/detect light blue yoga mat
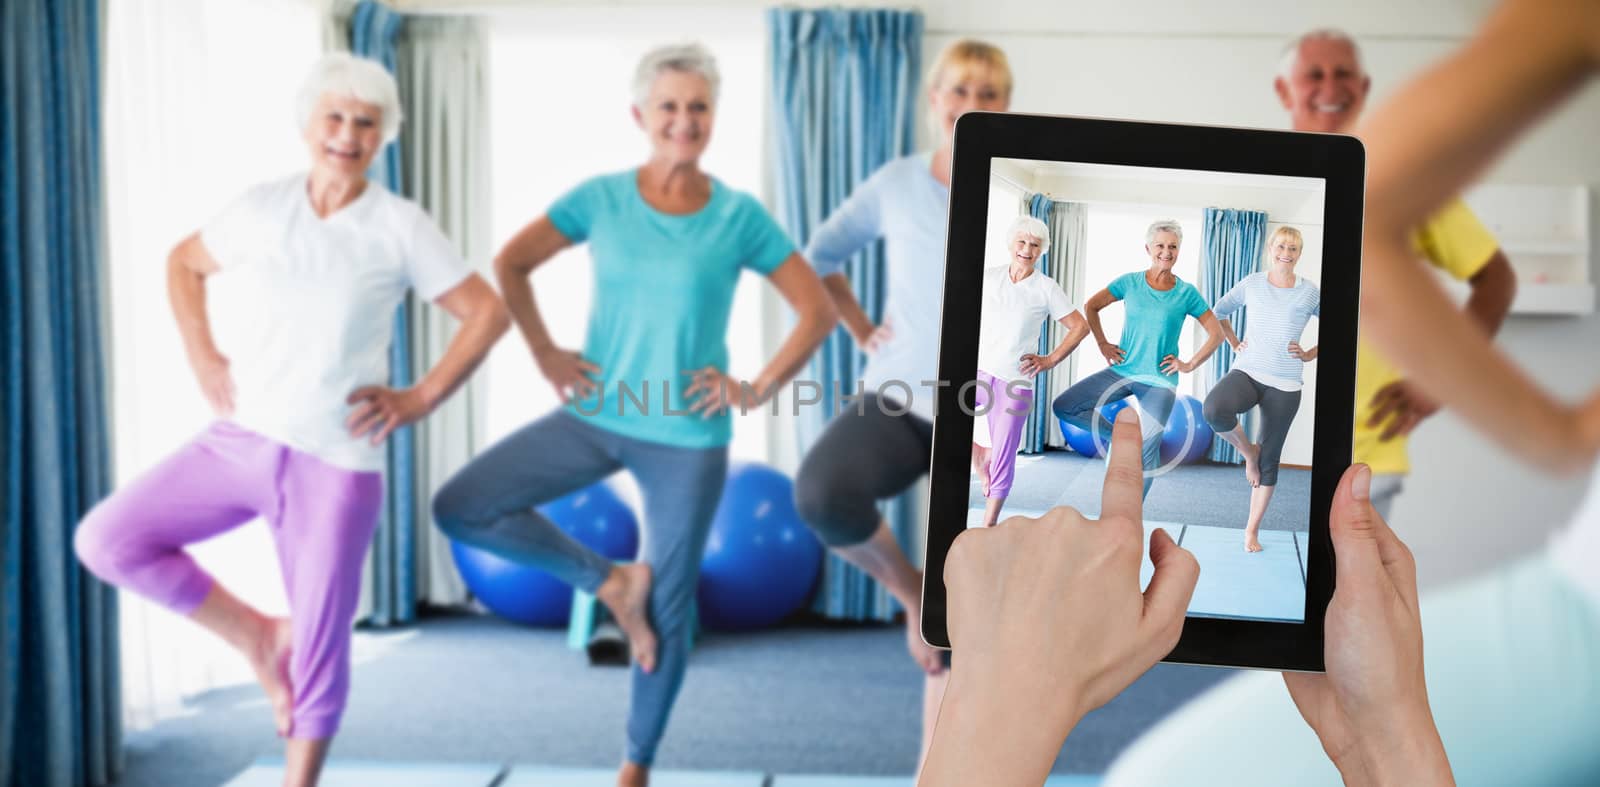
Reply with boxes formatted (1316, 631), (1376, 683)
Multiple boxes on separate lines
(223, 757), (502, 787)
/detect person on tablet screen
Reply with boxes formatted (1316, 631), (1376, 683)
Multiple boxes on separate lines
(972, 215), (1089, 527)
(1202, 225), (1320, 552)
(1051, 220), (1226, 498)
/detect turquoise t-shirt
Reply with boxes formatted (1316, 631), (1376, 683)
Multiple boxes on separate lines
(1107, 271), (1210, 388)
(547, 171), (796, 448)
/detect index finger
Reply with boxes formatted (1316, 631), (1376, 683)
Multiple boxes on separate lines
(1100, 406), (1146, 526)
(346, 385), (382, 405)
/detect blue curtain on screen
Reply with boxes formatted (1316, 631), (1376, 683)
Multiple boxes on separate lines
(1, 0), (122, 784)
(768, 7), (922, 621)
(1200, 207), (1267, 463)
(1021, 194), (1056, 454)
(348, 0), (418, 626)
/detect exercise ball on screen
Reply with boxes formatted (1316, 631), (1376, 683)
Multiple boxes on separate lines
(450, 482), (638, 627)
(1160, 395), (1214, 465)
(1058, 399), (1130, 458)
(697, 462), (823, 631)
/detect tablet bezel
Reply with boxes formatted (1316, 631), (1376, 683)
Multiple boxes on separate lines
(919, 112), (1363, 672)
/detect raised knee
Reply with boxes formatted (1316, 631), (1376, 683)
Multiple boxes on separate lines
(73, 505), (135, 581)
(793, 461), (870, 548)
(1202, 398), (1234, 433)
(430, 479), (479, 537)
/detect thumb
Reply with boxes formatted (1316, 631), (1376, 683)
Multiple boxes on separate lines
(1329, 464), (1383, 587)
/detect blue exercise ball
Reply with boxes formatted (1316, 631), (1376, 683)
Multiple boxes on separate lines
(1160, 395), (1214, 465)
(1058, 399), (1130, 458)
(450, 483), (639, 627)
(697, 462), (823, 631)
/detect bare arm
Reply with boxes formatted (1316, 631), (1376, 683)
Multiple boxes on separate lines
(491, 216), (598, 402)
(167, 233), (235, 416)
(1218, 317), (1243, 351)
(1164, 311), (1224, 375)
(687, 254), (839, 413)
(1465, 250), (1517, 336)
(1084, 288), (1126, 365)
(412, 276), (510, 408)
(346, 275), (511, 444)
(821, 272), (876, 345)
(1355, 0), (1600, 471)
(1019, 311), (1091, 379)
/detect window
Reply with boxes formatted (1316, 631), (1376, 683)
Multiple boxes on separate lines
(484, 8), (770, 460)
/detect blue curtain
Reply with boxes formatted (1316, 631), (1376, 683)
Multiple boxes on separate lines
(1, 0), (122, 784)
(349, 0), (417, 626)
(769, 8), (921, 621)
(1021, 194), (1055, 453)
(1200, 207), (1268, 463)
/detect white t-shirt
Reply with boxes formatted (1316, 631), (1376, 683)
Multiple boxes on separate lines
(201, 174), (472, 472)
(1550, 459), (1600, 607)
(976, 265), (1076, 387)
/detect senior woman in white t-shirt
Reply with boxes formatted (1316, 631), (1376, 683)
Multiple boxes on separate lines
(74, 53), (508, 787)
(971, 215), (1090, 527)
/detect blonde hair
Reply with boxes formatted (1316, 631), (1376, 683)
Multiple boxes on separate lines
(927, 39), (1013, 99)
(1267, 225), (1304, 251)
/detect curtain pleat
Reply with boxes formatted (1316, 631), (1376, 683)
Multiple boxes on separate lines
(1200, 207), (1268, 463)
(768, 7), (922, 622)
(1, 0), (123, 784)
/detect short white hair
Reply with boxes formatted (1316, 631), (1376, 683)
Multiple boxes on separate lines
(296, 52), (403, 144)
(1145, 219), (1183, 246)
(1007, 215), (1051, 254)
(633, 43), (721, 107)
(1278, 28), (1365, 79)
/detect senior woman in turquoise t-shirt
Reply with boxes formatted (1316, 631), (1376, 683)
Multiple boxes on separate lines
(1052, 219), (1225, 498)
(431, 43), (835, 787)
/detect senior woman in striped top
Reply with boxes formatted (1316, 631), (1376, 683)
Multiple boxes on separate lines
(1202, 225), (1320, 552)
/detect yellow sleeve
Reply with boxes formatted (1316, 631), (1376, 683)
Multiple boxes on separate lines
(1410, 199), (1500, 281)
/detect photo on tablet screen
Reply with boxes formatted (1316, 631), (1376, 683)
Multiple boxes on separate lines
(970, 157), (1325, 624)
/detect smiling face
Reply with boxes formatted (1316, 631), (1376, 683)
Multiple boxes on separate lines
(928, 64), (1009, 146)
(1011, 232), (1044, 268)
(633, 69), (715, 167)
(302, 92), (385, 180)
(1275, 37), (1370, 134)
(1146, 230), (1180, 273)
(1269, 233), (1303, 268)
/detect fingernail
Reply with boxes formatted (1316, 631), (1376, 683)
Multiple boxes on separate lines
(1116, 407), (1137, 424)
(1351, 464), (1371, 502)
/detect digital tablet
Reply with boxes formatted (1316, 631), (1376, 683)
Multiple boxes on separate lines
(920, 113), (1362, 671)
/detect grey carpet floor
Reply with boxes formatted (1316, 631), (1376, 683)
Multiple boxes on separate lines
(115, 614), (1235, 787)
(976, 451), (1312, 531)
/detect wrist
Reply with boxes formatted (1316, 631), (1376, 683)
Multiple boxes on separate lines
(1354, 706), (1452, 786)
(934, 663), (1083, 782)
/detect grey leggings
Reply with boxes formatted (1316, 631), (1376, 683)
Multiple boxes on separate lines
(1201, 369), (1302, 486)
(794, 394), (933, 547)
(431, 410), (727, 767)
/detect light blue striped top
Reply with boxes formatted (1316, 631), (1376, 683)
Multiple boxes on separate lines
(1211, 272), (1320, 391)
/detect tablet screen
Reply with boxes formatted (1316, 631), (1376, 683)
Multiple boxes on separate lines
(970, 158), (1326, 625)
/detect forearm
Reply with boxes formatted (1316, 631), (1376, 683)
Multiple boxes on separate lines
(167, 257), (220, 361)
(751, 304), (836, 400)
(1187, 327), (1224, 367)
(1047, 321), (1091, 366)
(822, 273), (875, 343)
(1219, 319), (1242, 350)
(1345, 708), (1454, 787)
(413, 301), (510, 410)
(1085, 306), (1110, 347)
(495, 264), (558, 356)
(921, 668), (1079, 787)
(1464, 255), (1515, 336)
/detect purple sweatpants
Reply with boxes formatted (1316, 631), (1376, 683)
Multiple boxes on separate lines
(976, 370), (1034, 500)
(74, 421), (382, 739)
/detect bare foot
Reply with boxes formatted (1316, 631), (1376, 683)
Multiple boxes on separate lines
(598, 563), (658, 674)
(616, 761), (648, 787)
(1244, 532), (1263, 552)
(248, 616), (294, 736)
(1240, 442), (1262, 487)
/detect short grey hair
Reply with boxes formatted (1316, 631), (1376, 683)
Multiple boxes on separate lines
(1145, 219), (1183, 246)
(1007, 215), (1051, 255)
(1278, 28), (1365, 79)
(633, 43), (721, 107)
(296, 52), (403, 144)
